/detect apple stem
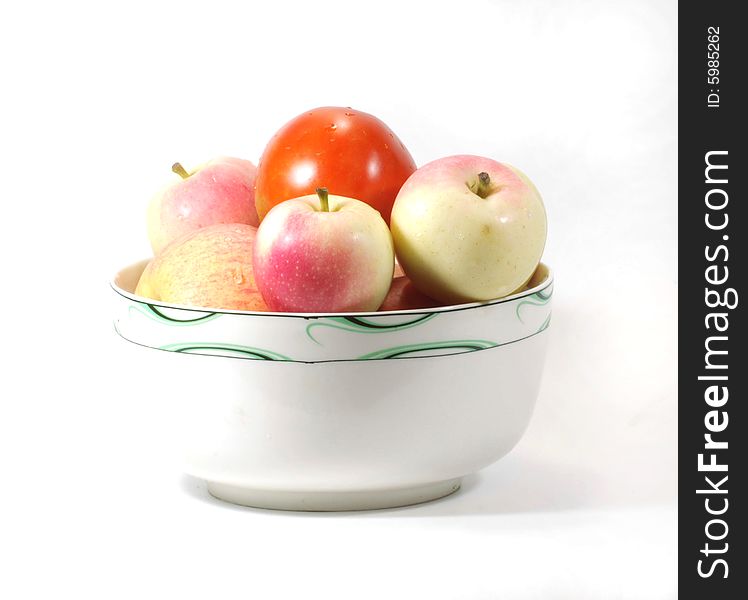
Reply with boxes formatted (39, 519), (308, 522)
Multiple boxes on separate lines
(172, 162), (190, 179)
(470, 172), (491, 198)
(316, 187), (330, 212)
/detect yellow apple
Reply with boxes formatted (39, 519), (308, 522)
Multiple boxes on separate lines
(391, 155), (547, 303)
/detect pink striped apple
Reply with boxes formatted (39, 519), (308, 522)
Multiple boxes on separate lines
(391, 155), (547, 303)
(252, 189), (394, 312)
(147, 156), (259, 255)
(136, 223), (267, 311)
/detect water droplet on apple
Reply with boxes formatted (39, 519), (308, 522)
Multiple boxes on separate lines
(328, 123), (337, 131)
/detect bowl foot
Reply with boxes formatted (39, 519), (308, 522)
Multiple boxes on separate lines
(206, 478), (462, 511)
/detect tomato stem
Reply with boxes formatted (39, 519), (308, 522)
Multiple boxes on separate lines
(172, 162), (190, 179)
(316, 187), (330, 212)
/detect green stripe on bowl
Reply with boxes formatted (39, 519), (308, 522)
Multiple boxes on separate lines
(159, 342), (291, 361)
(515, 286), (554, 323)
(129, 304), (220, 325)
(306, 314), (436, 345)
(357, 339), (498, 360)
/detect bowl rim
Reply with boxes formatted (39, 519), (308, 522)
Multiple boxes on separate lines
(111, 260), (553, 319)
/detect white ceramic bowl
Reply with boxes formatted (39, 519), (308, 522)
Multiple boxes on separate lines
(112, 261), (553, 510)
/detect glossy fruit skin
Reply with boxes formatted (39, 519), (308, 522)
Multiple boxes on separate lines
(135, 223), (267, 311)
(252, 193), (394, 313)
(391, 155), (547, 303)
(379, 276), (440, 311)
(147, 157), (258, 255)
(254, 107), (416, 224)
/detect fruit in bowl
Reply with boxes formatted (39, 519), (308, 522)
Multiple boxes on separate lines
(136, 223), (267, 311)
(254, 106), (417, 224)
(147, 156), (259, 255)
(113, 105), (553, 510)
(252, 188), (394, 313)
(379, 276), (439, 311)
(391, 155), (547, 303)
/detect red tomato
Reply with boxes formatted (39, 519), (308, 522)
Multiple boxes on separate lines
(254, 107), (417, 224)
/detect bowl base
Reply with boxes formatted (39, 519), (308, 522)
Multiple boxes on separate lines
(206, 478), (462, 511)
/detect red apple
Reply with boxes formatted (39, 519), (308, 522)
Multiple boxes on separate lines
(379, 276), (440, 311)
(253, 188), (394, 312)
(136, 223), (267, 311)
(147, 156), (259, 255)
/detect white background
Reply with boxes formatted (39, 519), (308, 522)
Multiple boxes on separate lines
(1, 1), (677, 598)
